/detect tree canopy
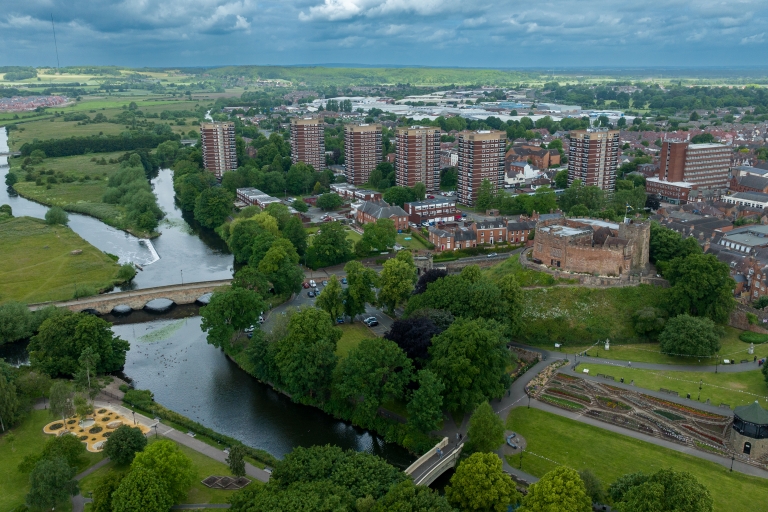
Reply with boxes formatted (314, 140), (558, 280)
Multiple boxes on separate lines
(521, 466), (592, 512)
(446, 452), (521, 512)
(659, 314), (721, 357)
(466, 401), (505, 454)
(664, 253), (734, 323)
(608, 469), (713, 512)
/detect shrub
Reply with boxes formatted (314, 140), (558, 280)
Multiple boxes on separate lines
(739, 331), (768, 343)
(89, 426), (103, 434)
(44, 206), (69, 226)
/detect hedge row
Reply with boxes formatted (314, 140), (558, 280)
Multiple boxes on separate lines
(124, 389), (278, 467)
(20, 133), (180, 157)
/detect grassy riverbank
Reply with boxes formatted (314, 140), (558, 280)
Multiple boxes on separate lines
(0, 216), (123, 304)
(506, 408), (768, 512)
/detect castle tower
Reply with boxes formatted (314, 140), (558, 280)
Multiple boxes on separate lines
(618, 220), (650, 271)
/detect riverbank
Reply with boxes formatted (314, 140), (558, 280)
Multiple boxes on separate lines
(7, 152), (159, 238)
(0, 216), (127, 303)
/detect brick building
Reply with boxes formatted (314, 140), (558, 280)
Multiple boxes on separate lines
(730, 174), (768, 194)
(505, 144), (560, 170)
(475, 219), (507, 245)
(429, 225), (477, 251)
(645, 177), (694, 205)
(403, 197), (457, 225)
(356, 201), (409, 231)
(344, 124), (382, 185)
(290, 118), (325, 170)
(532, 217), (650, 276)
(236, 188), (282, 209)
(330, 183), (382, 202)
(658, 141), (731, 189)
(507, 219), (536, 243)
(457, 130), (506, 206)
(201, 122), (237, 180)
(567, 128), (620, 190)
(395, 126), (441, 191)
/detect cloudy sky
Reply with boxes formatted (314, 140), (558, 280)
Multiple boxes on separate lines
(1, 0), (768, 68)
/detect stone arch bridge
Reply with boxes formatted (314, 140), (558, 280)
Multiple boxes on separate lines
(27, 280), (232, 315)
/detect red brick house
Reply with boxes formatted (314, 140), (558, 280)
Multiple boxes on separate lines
(356, 201), (409, 231)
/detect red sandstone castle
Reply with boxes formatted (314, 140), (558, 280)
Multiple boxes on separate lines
(531, 217), (650, 276)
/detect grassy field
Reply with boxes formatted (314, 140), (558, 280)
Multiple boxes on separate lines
(77, 437), (250, 506)
(336, 322), (376, 357)
(486, 256), (578, 287)
(517, 284), (666, 346)
(577, 363), (768, 408)
(562, 327), (765, 366)
(9, 152), (143, 233)
(396, 232), (429, 250)
(506, 408), (768, 512)
(0, 410), (105, 512)
(0, 216), (122, 304)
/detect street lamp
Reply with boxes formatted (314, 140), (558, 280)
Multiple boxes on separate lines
(730, 454), (735, 472)
(698, 379), (702, 401)
(132, 411), (136, 425)
(528, 394), (531, 409)
(519, 447), (524, 469)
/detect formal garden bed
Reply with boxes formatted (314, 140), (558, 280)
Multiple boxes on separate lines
(43, 407), (150, 452)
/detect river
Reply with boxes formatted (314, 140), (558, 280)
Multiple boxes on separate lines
(1, 126), (413, 468)
(0, 127), (233, 289)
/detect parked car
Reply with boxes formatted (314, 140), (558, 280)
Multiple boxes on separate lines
(487, 252), (498, 258)
(244, 325), (255, 333)
(307, 291), (315, 298)
(461, 213), (467, 218)
(258, 316), (265, 324)
(309, 279), (316, 287)
(428, 195), (435, 199)
(336, 316), (345, 324)
(322, 280), (328, 286)
(303, 282), (310, 289)
(341, 277), (348, 284)
(364, 318), (379, 327)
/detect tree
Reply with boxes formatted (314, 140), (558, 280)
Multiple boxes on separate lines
(226, 219), (264, 263)
(307, 221), (353, 269)
(317, 193), (343, 210)
(194, 187), (232, 229)
(521, 466), (591, 512)
(343, 260), (379, 320)
(29, 312), (130, 377)
(0, 301), (33, 345)
(554, 169), (568, 189)
(112, 466), (174, 512)
(445, 452), (521, 512)
(293, 199), (309, 212)
(26, 457), (79, 510)
(73, 393), (93, 419)
(104, 425), (148, 465)
(75, 346), (101, 399)
(247, 230), (278, 268)
(383, 186), (416, 208)
(231, 267), (271, 299)
(378, 252), (417, 314)
(49, 380), (74, 422)
(372, 480), (453, 511)
(497, 274), (524, 334)
(664, 253), (734, 323)
(5, 430), (16, 451)
(132, 439), (195, 503)
(428, 318), (510, 412)
(559, 179), (604, 213)
(334, 338), (412, 425)
(357, 218), (396, 255)
(0, 373), (19, 432)
(466, 401), (505, 453)
(649, 222), (700, 267)
(5, 171), (18, 187)
(258, 238), (304, 295)
(579, 469), (605, 505)
(413, 182), (427, 201)
(92, 471), (125, 512)
(40, 432), (87, 468)
(407, 369), (444, 434)
(633, 307), (666, 340)
(200, 286), (265, 350)
(227, 444), (246, 478)
(45, 206), (69, 226)
(282, 215), (308, 256)
(658, 314), (720, 357)
(609, 469), (713, 512)
(274, 308), (341, 400)
(476, 179), (496, 210)
(316, 275), (345, 321)
(384, 316), (441, 364)
(413, 269), (447, 295)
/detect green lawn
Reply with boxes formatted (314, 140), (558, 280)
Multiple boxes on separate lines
(562, 327), (767, 366)
(506, 408), (768, 512)
(77, 437), (255, 506)
(577, 363), (768, 408)
(0, 410), (105, 512)
(336, 322), (377, 357)
(0, 216), (122, 304)
(485, 254), (572, 287)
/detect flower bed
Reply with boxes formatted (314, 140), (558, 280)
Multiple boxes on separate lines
(642, 395), (727, 420)
(100, 416), (111, 422)
(585, 410), (655, 435)
(539, 394), (585, 410)
(89, 426), (103, 434)
(79, 435), (89, 440)
(636, 413), (688, 443)
(597, 396), (632, 411)
(554, 373), (579, 382)
(67, 419), (77, 425)
(545, 387), (591, 403)
(98, 409), (107, 414)
(49, 423), (64, 430)
(682, 425), (725, 446)
(102, 431), (113, 438)
(653, 409), (685, 422)
(567, 384), (585, 391)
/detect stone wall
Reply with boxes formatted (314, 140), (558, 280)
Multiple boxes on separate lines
(729, 303), (768, 333)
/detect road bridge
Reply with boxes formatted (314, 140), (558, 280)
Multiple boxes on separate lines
(27, 279), (232, 315)
(405, 437), (464, 486)
(0, 151), (21, 157)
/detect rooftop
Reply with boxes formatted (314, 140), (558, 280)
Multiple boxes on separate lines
(570, 218), (620, 230)
(734, 401), (768, 425)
